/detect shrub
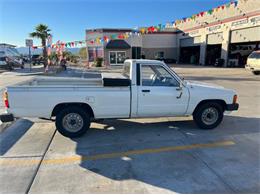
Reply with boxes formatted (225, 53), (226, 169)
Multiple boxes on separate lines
(95, 57), (103, 67)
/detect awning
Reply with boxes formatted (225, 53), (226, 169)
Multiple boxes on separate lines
(106, 40), (131, 49)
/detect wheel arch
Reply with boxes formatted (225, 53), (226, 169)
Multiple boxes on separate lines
(51, 102), (95, 118)
(192, 99), (227, 115)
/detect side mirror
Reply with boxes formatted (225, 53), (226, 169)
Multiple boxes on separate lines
(176, 85), (182, 91)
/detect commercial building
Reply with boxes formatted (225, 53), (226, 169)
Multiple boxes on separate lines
(86, 0), (260, 67)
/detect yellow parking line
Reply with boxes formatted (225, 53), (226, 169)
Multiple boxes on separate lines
(0, 140), (235, 167)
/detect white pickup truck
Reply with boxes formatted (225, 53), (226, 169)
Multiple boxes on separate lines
(1, 59), (239, 137)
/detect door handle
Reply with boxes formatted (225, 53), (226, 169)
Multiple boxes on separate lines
(142, 89), (150, 93)
(176, 91), (183, 99)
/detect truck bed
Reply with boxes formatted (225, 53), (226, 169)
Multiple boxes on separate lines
(14, 76), (103, 87)
(6, 74), (131, 119)
(12, 72), (130, 88)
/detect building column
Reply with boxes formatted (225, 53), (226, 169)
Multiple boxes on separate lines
(221, 30), (231, 67)
(199, 34), (207, 65)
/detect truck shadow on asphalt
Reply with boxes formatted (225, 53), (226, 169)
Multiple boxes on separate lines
(72, 115), (260, 193)
(0, 119), (33, 155)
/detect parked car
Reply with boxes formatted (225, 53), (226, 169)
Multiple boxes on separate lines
(0, 44), (24, 70)
(245, 50), (260, 75)
(230, 45), (254, 57)
(31, 54), (45, 65)
(0, 59), (239, 138)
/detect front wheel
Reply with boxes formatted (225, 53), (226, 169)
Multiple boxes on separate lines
(193, 102), (224, 129)
(55, 106), (91, 138)
(252, 71), (260, 75)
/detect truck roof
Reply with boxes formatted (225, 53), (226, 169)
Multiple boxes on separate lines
(125, 59), (164, 64)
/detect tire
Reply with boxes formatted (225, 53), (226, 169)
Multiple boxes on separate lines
(252, 71), (260, 75)
(55, 106), (91, 138)
(193, 102), (224, 129)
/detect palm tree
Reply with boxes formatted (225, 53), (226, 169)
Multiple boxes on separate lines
(30, 24), (51, 67)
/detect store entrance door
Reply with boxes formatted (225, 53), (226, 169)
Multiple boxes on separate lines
(109, 51), (126, 65)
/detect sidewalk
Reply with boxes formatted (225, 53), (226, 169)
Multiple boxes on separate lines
(1, 64), (63, 76)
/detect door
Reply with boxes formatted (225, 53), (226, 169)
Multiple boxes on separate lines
(109, 51), (126, 65)
(137, 64), (189, 117)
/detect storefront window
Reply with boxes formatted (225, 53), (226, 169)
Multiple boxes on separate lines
(109, 52), (116, 64)
(88, 47), (104, 62)
(117, 52), (126, 64)
(109, 51), (126, 65)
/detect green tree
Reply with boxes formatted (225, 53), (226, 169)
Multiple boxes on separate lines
(30, 24), (51, 67)
(63, 51), (79, 63)
(48, 52), (58, 65)
(79, 47), (88, 59)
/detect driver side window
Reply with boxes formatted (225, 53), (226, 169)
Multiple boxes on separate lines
(141, 65), (179, 87)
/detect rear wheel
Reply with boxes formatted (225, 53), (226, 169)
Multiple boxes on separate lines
(193, 102), (224, 129)
(252, 71), (260, 75)
(55, 106), (91, 138)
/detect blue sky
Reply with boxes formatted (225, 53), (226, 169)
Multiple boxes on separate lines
(0, 0), (230, 46)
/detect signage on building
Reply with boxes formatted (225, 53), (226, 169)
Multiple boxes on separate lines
(207, 25), (221, 32)
(250, 16), (260, 24)
(231, 19), (248, 27)
(182, 30), (199, 37)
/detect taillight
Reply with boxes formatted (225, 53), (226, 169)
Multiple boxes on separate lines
(3, 91), (9, 108)
(233, 95), (238, 104)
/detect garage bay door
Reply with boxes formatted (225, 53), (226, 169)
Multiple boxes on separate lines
(207, 33), (223, 44)
(180, 36), (201, 47)
(231, 26), (260, 43)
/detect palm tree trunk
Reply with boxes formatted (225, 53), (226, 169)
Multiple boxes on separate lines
(42, 39), (47, 68)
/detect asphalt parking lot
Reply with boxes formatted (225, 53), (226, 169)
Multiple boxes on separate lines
(0, 66), (260, 193)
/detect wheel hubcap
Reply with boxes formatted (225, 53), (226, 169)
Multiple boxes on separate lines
(201, 107), (219, 125)
(62, 113), (84, 132)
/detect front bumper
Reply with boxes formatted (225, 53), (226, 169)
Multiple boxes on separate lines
(0, 113), (14, 122)
(245, 65), (260, 71)
(226, 103), (239, 111)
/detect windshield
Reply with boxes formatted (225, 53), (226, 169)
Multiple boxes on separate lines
(7, 48), (20, 56)
(167, 65), (185, 83)
(249, 52), (260, 59)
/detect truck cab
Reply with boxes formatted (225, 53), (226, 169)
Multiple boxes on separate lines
(123, 60), (189, 118)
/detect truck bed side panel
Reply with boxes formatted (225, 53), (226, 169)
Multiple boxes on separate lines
(7, 87), (131, 119)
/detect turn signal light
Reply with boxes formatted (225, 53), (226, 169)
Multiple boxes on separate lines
(233, 95), (238, 104)
(3, 91), (9, 108)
